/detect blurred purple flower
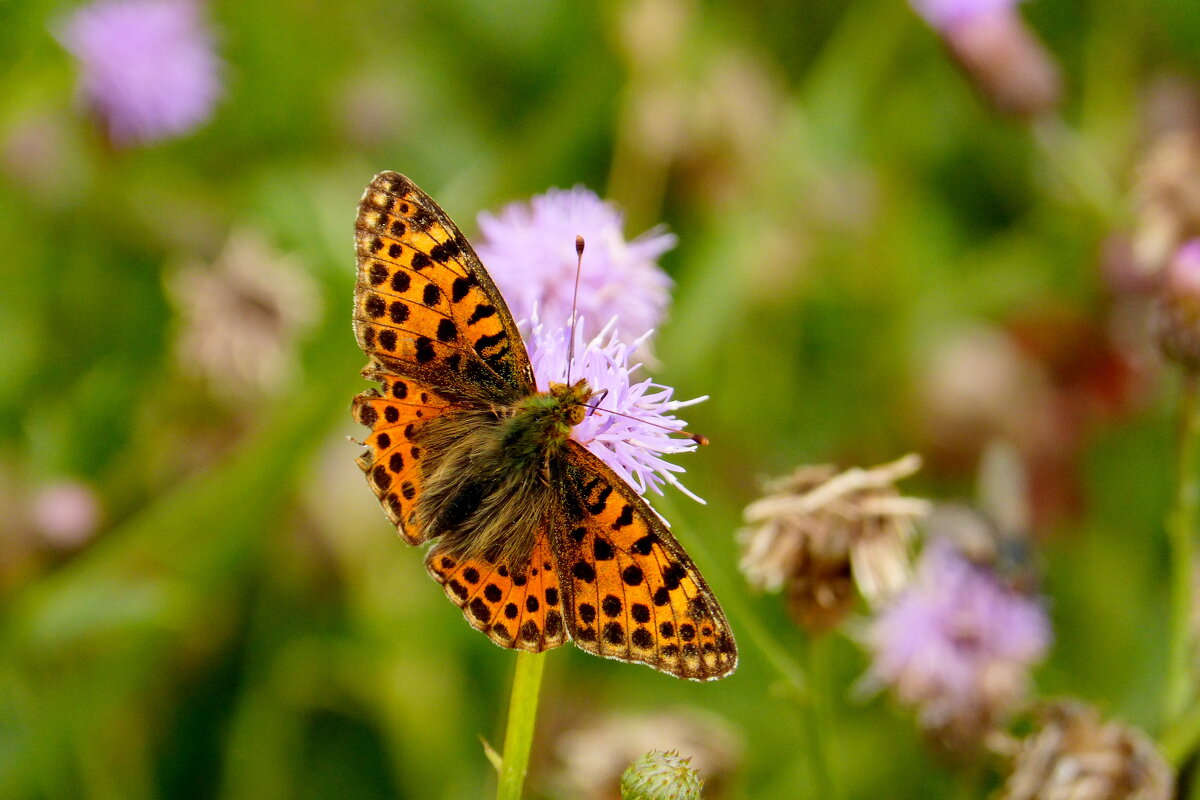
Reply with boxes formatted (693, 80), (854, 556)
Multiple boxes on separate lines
(475, 187), (675, 344)
(31, 481), (101, 548)
(909, 0), (1060, 117)
(1157, 239), (1200, 369)
(56, 0), (222, 145)
(1166, 239), (1200, 300)
(864, 539), (1050, 749)
(909, 0), (1021, 31)
(527, 311), (704, 502)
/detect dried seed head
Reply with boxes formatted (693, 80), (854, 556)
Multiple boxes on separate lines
(738, 454), (928, 632)
(1135, 133), (1200, 278)
(998, 702), (1172, 800)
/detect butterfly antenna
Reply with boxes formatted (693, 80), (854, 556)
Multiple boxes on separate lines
(566, 235), (585, 385)
(583, 402), (709, 446)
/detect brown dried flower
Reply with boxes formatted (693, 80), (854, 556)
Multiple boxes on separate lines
(167, 229), (321, 401)
(996, 701), (1172, 800)
(1135, 132), (1200, 279)
(738, 454), (929, 633)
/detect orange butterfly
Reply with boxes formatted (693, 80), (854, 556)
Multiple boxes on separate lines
(351, 172), (736, 680)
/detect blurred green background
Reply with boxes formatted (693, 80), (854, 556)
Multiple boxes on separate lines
(2, 0), (1197, 797)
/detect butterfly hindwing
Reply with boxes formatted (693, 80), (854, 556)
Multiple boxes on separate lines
(426, 536), (568, 652)
(353, 367), (455, 545)
(354, 172), (534, 403)
(552, 443), (737, 681)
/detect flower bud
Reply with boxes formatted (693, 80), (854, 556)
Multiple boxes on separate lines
(621, 750), (704, 800)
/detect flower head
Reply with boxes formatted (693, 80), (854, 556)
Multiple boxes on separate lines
(738, 454), (927, 632)
(621, 750), (704, 800)
(31, 481), (101, 548)
(864, 538), (1051, 751)
(549, 708), (739, 800)
(476, 187), (675, 344)
(167, 230), (321, 401)
(997, 702), (1171, 800)
(527, 312), (703, 501)
(1135, 133), (1200, 276)
(56, 0), (222, 146)
(1156, 239), (1200, 369)
(910, 0), (1060, 117)
(910, 0), (1022, 31)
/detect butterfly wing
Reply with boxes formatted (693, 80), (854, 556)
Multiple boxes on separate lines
(426, 535), (568, 652)
(552, 442), (738, 680)
(353, 366), (462, 545)
(353, 171), (538, 544)
(354, 171), (535, 403)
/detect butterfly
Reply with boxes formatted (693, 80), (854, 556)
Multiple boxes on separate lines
(351, 172), (736, 680)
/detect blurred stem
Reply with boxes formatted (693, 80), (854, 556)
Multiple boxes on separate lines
(653, 493), (809, 700)
(1166, 370), (1200, 722)
(801, 635), (840, 800)
(1030, 115), (1124, 226)
(496, 650), (547, 800)
(1160, 694), (1200, 766)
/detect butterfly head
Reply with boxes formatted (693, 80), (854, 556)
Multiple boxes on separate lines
(548, 379), (594, 428)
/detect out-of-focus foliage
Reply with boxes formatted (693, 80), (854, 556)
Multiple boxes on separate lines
(1, 0), (1196, 797)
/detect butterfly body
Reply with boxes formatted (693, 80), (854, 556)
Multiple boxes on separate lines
(352, 172), (736, 680)
(408, 380), (594, 568)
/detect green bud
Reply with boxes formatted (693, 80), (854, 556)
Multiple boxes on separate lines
(620, 749), (704, 800)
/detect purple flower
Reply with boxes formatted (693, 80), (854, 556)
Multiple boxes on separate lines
(56, 0), (222, 146)
(1156, 239), (1200, 369)
(909, 0), (1022, 31)
(1166, 239), (1200, 300)
(526, 311), (704, 502)
(864, 539), (1050, 749)
(475, 187), (675, 344)
(31, 481), (101, 548)
(908, 0), (1060, 117)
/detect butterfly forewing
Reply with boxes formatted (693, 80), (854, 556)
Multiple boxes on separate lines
(553, 443), (737, 681)
(426, 537), (568, 652)
(354, 171), (534, 402)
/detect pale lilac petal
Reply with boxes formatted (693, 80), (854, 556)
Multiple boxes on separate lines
(476, 187), (674, 344)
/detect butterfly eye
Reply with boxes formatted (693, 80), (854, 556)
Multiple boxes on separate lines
(567, 405), (586, 426)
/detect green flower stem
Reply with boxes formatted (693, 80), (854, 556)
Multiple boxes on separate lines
(1160, 694), (1200, 766)
(1030, 115), (1124, 226)
(1167, 371), (1200, 722)
(801, 635), (839, 800)
(496, 650), (547, 800)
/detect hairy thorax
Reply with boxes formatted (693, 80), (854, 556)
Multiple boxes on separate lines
(414, 380), (593, 567)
